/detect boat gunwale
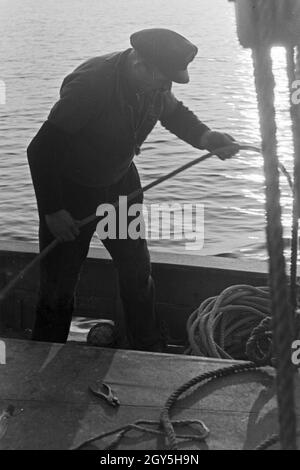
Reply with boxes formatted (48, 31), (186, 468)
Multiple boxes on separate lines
(0, 240), (268, 275)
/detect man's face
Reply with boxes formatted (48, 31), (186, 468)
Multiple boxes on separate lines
(131, 57), (172, 93)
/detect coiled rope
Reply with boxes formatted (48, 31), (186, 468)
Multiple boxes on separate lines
(185, 283), (300, 367)
(185, 285), (273, 365)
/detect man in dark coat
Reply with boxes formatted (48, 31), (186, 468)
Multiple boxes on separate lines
(27, 28), (238, 351)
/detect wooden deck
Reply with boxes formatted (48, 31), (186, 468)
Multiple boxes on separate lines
(1, 338), (299, 450)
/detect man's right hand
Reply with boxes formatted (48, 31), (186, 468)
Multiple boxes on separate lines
(45, 209), (80, 242)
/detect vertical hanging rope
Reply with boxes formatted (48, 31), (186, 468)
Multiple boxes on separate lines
(251, 0), (297, 450)
(286, 47), (300, 316)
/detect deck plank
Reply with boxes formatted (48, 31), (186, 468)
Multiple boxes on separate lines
(0, 338), (299, 450)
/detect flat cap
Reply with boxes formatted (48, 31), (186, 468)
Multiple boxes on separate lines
(130, 28), (198, 83)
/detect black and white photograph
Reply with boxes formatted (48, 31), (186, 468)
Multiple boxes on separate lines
(0, 0), (300, 453)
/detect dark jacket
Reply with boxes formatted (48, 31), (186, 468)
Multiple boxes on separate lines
(27, 48), (210, 214)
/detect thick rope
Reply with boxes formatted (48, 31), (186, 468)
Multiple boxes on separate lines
(186, 281), (300, 367)
(255, 434), (279, 451)
(160, 362), (259, 450)
(246, 316), (273, 366)
(252, 0), (297, 450)
(73, 362), (271, 451)
(72, 419), (209, 451)
(286, 47), (300, 316)
(185, 284), (273, 365)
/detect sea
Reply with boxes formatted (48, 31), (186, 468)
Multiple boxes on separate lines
(0, 0), (297, 262)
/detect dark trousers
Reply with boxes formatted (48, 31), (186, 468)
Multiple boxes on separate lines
(32, 163), (162, 350)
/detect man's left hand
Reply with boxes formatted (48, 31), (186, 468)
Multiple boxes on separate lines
(200, 130), (240, 160)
